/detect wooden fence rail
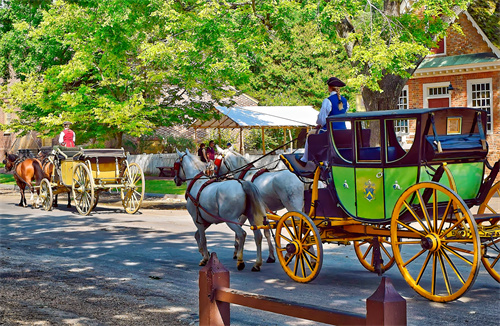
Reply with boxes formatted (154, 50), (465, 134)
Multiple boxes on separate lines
(199, 252), (406, 326)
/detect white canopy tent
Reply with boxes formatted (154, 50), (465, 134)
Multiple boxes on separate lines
(191, 106), (318, 154)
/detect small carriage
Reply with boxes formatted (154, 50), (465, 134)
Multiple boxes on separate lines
(38, 147), (145, 215)
(259, 107), (500, 302)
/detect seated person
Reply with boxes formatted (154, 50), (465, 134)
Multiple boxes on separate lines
(298, 76), (348, 166)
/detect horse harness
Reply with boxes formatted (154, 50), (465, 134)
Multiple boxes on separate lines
(175, 156), (245, 227)
(237, 164), (269, 182)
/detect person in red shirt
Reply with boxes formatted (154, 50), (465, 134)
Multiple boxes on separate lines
(59, 121), (75, 147)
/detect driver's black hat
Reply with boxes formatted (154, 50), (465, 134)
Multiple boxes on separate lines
(326, 77), (346, 87)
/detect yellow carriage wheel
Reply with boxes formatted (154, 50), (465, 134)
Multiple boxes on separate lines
(39, 178), (53, 211)
(275, 211), (323, 283)
(120, 163), (145, 214)
(477, 181), (500, 282)
(72, 163), (95, 216)
(390, 182), (480, 302)
(353, 237), (396, 273)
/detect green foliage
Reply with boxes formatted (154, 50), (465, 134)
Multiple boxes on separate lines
(163, 136), (196, 154)
(0, 0), (475, 143)
(469, 0), (500, 48)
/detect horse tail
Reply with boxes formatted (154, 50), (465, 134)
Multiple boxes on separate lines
(241, 181), (267, 227)
(32, 159), (45, 184)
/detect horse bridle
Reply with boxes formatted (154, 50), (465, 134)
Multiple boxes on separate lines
(173, 153), (188, 183)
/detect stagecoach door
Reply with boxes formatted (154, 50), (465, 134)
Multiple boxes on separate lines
(353, 119), (386, 221)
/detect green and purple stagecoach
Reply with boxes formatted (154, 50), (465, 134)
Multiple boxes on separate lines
(259, 107), (500, 302)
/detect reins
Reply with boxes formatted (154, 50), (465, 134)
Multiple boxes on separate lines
(215, 136), (299, 179)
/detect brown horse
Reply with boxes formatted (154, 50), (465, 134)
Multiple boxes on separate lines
(3, 153), (46, 207)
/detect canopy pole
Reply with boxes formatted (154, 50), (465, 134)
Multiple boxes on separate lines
(289, 129), (294, 152)
(283, 128), (287, 152)
(218, 128), (221, 145)
(239, 128), (243, 154)
(194, 128), (198, 144)
(261, 127), (266, 155)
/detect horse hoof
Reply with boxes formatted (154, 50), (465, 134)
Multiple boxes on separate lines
(67, 205), (71, 208)
(237, 262), (245, 271)
(53, 203), (58, 207)
(233, 255), (237, 260)
(199, 260), (207, 266)
(251, 266), (261, 272)
(266, 257), (276, 263)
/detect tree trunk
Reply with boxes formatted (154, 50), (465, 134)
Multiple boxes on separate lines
(361, 74), (408, 112)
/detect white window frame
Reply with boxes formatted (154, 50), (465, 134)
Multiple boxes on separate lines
(427, 37), (447, 57)
(423, 82), (451, 108)
(467, 78), (493, 134)
(395, 85), (409, 135)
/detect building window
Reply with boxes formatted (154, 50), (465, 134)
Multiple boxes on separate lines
(428, 86), (449, 96)
(429, 38), (446, 56)
(467, 78), (493, 133)
(423, 82), (451, 108)
(395, 86), (409, 134)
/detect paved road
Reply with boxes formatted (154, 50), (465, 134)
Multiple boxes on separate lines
(0, 191), (498, 325)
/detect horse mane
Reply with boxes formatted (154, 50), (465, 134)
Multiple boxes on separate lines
(7, 153), (18, 161)
(227, 149), (250, 166)
(186, 152), (207, 171)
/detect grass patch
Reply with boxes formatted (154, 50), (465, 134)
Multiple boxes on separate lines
(144, 179), (186, 195)
(0, 173), (16, 185)
(0, 173), (186, 195)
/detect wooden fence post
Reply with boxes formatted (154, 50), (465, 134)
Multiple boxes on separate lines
(366, 277), (406, 326)
(199, 252), (230, 326)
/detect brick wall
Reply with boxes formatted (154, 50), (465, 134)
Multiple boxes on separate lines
(446, 15), (491, 56)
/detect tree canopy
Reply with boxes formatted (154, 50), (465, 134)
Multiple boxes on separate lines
(0, 0), (474, 146)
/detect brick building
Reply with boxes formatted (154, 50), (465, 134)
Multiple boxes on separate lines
(403, 11), (500, 164)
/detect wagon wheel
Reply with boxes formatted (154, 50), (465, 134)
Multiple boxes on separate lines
(72, 163), (95, 216)
(390, 181), (480, 302)
(353, 237), (396, 273)
(92, 191), (100, 210)
(120, 163), (145, 214)
(39, 178), (53, 211)
(275, 211), (323, 283)
(477, 181), (500, 282)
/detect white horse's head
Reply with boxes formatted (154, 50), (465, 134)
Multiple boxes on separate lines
(174, 148), (206, 186)
(221, 148), (249, 172)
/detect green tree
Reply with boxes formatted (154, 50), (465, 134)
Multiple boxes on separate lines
(236, 0), (471, 112)
(469, 0), (500, 48)
(1, 0), (474, 148)
(0, 0), (253, 147)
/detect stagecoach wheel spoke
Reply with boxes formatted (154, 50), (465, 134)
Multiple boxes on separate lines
(480, 238), (500, 282)
(71, 163), (94, 216)
(121, 163), (144, 214)
(353, 237), (397, 273)
(275, 211), (323, 283)
(391, 182), (480, 302)
(39, 178), (53, 211)
(477, 181), (500, 282)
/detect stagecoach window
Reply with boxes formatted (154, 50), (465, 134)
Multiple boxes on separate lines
(331, 119), (352, 162)
(356, 120), (381, 163)
(386, 118), (416, 162)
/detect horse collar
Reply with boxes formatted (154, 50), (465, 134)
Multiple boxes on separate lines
(238, 164), (254, 180)
(185, 172), (205, 200)
(251, 168), (269, 182)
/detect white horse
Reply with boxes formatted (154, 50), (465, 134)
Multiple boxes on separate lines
(174, 149), (268, 271)
(215, 146), (305, 263)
